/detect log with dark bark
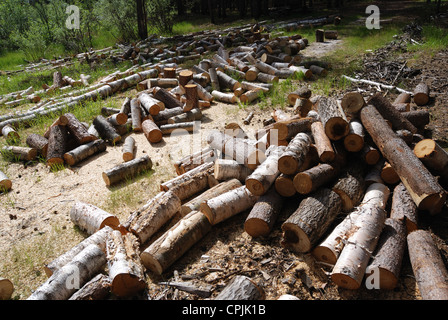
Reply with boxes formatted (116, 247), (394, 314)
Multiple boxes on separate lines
(102, 155), (152, 187)
(332, 163), (365, 212)
(287, 86), (312, 106)
(26, 133), (48, 158)
(316, 96), (349, 141)
(311, 121), (335, 163)
(214, 275), (265, 300)
(43, 115), (69, 139)
(142, 119), (163, 143)
(413, 82), (430, 106)
(360, 105), (446, 214)
(46, 125), (68, 166)
(153, 86), (184, 109)
(324, 30), (338, 40)
(70, 201), (120, 235)
(63, 139), (107, 166)
(293, 163), (340, 195)
(93, 115), (121, 145)
(401, 110), (430, 129)
(315, 29), (325, 42)
(274, 173), (296, 198)
(359, 142), (381, 166)
(281, 188), (342, 253)
(245, 187), (284, 238)
(140, 210), (212, 275)
(69, 273), (111, 300)
(390, 182), (418, 233)
(407, 230), (448, 300)
(65, 113), (96, 145)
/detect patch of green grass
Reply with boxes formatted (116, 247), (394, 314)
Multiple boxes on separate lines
(407, 24), (448, 55)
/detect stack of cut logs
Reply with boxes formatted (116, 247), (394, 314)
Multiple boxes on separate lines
(22, 75), (448, 300)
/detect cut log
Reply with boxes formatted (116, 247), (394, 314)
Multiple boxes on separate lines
(390, 182), (418, 233)
(271, 117), (312, 141)
(93, 115), (121, 145)
(293, 98), (313, 117)
(70, 201), (119, 235)
(324, 30), (338, 40)
(344, 119), (365, 152)
(1, 125), (19, 142)
(168, 166), (211, 201)
(414, 139), (448, 183)
(142, 119), (162, 143)
(364, 160), (385, 186)
(360, 105), (446, 214)
(211, 90), (237, 103)
(315, 29), (325, 42)
(46, 125), (68, 166)
(244, 112), (254, 125)
(44, 227), (113, 277)
(102, 155), (152, 187)
(257, 72), (279, 83)
(278, 132), (312, 175)
(366, 218), (407, 290)
(168, 108), (202, 125)
(393, 102), (410, 112)
(28, 244), (106, 300)
(368, 93), (417, 133)
(130, 98), (143, 132)
(0, 170), (12, 192)
(281, 188), (342, 253)
(161, 162), (214, 191)
(401, 110), (430, 129)
(139, 93), (162, 116)
(413, 82), (430, 106)
(0, 278), (14, 300)
(224, 122), (248, 139)
(178, 70), (194, 87)
(214, 158), (253, 182)
(107, 112), (128, 126)
(221, 135), (266, 170)
(127, 190), (182, 244)
(200, 186), (258, 225)
(332, 163), (365, 212)
(65, 113), (96, 145)
(106, 230), (146, 297)
(140, 210), (212, 275)
(69, 273), (111, 300)
(246, 146), (286, 196)
(310, 65), (327, 77)
(159, 122), (196, 135)
(153, 86), (183, 109)
(63, 139), (107, 166)
(240, 89), (262, 104)
(407, 230), (448, 300)
(274, 173), (296, 198)
(360, 143), (381, 166)
(184, 83), (199, 112)
(26, 133), (48, 158)
(216, 70), (241, 91)
(208, 67), (220, 91)
(245, 66), (259, 82)
(311, 121), (335, 163)
(380, 161), (400, 185)
(394, 92), (411, 105)
(316, 97), (349, 141)
(245, 187), (284, 238)
(214, 275), (265, 300)
(293, 163), (339, 195)
(174, 146), (214, 175)
(341, 92), (365, 116)
(122, 136), (136, 162)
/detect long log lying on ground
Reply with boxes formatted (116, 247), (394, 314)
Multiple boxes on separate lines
(68, 273), (111, 300)
(63, 139), (107, 166)
(316, 96), (349, 141)
(407, 229), (448, 300)
(214, 275), (265, 300)
(281, 188), (342, 253)
(102, 155), (152, 187)
(28, 244), (106, 300)
(70, 201), (120, 235)
(106, 230), (146, 297)
(140, 210), (212, 275)
(360, 105), (446, 214)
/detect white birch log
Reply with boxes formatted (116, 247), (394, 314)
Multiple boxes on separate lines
(70, 202), (120, 235)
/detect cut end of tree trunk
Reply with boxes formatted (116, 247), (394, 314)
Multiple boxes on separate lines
(330, 273), (360, 290)
(312, 246), (338, 266)
(244, 218), (271, 239)
(281, 223), (311, 253)
(110, 273), (146, 298)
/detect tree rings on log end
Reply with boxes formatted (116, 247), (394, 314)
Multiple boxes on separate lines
(140, 253), (163, 275)
(325, 118), (349, 141)
(330, 272), (360, 290)
(281, 223), (311, 253)
(244, 218), (271, 238)
(312, 246), (338, 266)
(111, 273), (146, 297)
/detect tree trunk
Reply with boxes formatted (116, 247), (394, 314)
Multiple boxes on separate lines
(213, 158), (253, 182)
(28, 244), (106, 300)
(390, 182), (418, 233)
(139, 93), (162, 116)
(344, 119), (364, 152)
(106, 230), (146, 297)
(142, 119), (162, 143)
(70, 201), (120, 235)
(311, 121), (335, 162)
(293, 163), (340, 195)
(63, 139), (106, 166)
(93, 115), (121, 145)
(200, 186), (258, 225)
(140, 210), (212, 275)
(44, 227), (113, 277)
(278, 132), (312, 175)
(214, 275), (265, 300)
(281, 188), (342, 253)
(401, 110), (430, 129)
(46, 125), (68, 166)
(153, 87), (184, 109)
(211, 90), (237, 103)
(69, 273), (111, 300)
(184, 84), (199, 111)
(122, 136), (136, 162)
(360, 105), (446, 215)
(245, 187), (284, 238)
(65, 113), (96, 145)
(368, 93), (417, 134)
(413, 82), (430, 106)
(102, 155), (152, 187)
(316, 96), (349, 141)
(366, 218), (407, 290)
(136, 0), (148, 40)
(26, 133), (48, 158)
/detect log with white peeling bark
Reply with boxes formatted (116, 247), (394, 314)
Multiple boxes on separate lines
(281, 188), (342, 253)
(0, 278), (14, 300)
(214, 275), (265, 300)
(70, 201), (120, 235)
(46, 125), (68, 166)
(214, 158), (253, 182)
(1, 125), (19, 142)
(331, 183), (390, 289)
(245, 187), (284, 238)
(217, 133), (266, 170)
(366, 217), (407, 290)
(390, 182), (418, 233)
(93, 115), (121, 145)
(174, 146), (213, 175)
(44, 226), (113, 277)
(413, 82), (430, 106)
(106, 230), (146, 297)
(63, 139), (107, 166)
(407, 229), (448, 300)
(122, 136), (136, 162)
(360, 105), (446, 214)
(211, 90), (237, 103)
(2, 145), (37, 162)
(102, 155), (152, 187)
(140, 210), (213, 275)
(311, 121), (335, 163)
(0, 170), (12, 192)
(316, 96), (349, 141)
(278, 132), (312, 175)
(200, 185), (258, 225)
(313, 183), (390, 265)
(344, 119), (365, 152)
(69, 273), (111, 300)
(139, 92), (162, 116)
(28, 244), (107, 300)
(177, 149), (215, 175)
(161, 161), (214, 192)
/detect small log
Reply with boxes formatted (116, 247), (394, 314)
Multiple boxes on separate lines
(0, 170), (12, 192)
(245, 66), (259, 82)
(407, 230), (448, 300)
(393, 102), (410, 112)
(70, 201), (120, 235)
(390, 182), (418, 233)
(293, 163), (339, 195)
(140, 210), (212, 275)
(69, 273), (111, 300)
(159, 122), (196, 135)
(271, 117), (312, 141)
(245, 187), (284, 238)
(177, 149), (215, 174)
(281, 188), (342, 253)
(360, 143), (381, 165)
(208, 67), (220, 91)
(46, 125), (68, 166)
(142, 119), (162, 143)
(311, 121), (335, 163)
(106, 230), (146, 297)
(93, 115), (121, 145)
(168, 167), (211, 201)
(401, 110), (430, 129)
(200, 186), (258, 225)
(0, 278), (14, 300)
(293, 98), (313, 117)
(244, 112), (254, 125)
(216, 70), (241, 91)
(221, 135), (266, 170)
(184, 83), (199, 111)
(341, 92), (365, 116)
(414, 138), (448, 183)
(26, 133), (48, 158)
(240, 89), (262, 104)
(161, 162), (213, 191)
(332, 164), (365, 212)
(344, 119), (365, 152)
(1, 125), (19, 142)
(28, 244), (106, 300)
(394, 92), (411, 105)
(130, 98), (143, 132)
(310, 65), (327, 77)
(63, 139), (107, 166)
(214, 275), (265, 300)
(65, 113), (96, 145)
(315, 29), (325, 42)
(153, 87), (184, 109)
(324, 30), (338, 40)
(381, 161), (400, 185)
(163, 67), (176, 79)
(102, 155), (152, 187)
(257, 72), (279, 83)
(43, 115), (69, 139)
(413, 82), (430, 106)
(368, 93), (417, 133)
(107, 112), (128, 126)
(174, 146), (214, 175)
(211, 90), (237, 103)
(366, 218), (407, 290)
(316, 97), (349, 141)
(122, 136), (136, 162)
(139, 93), (162, 116)
(214, 158), (253, 182)
(278, 132), (312, 175)
(178, 70), (194, 87)
(274, 173), (296, 197)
